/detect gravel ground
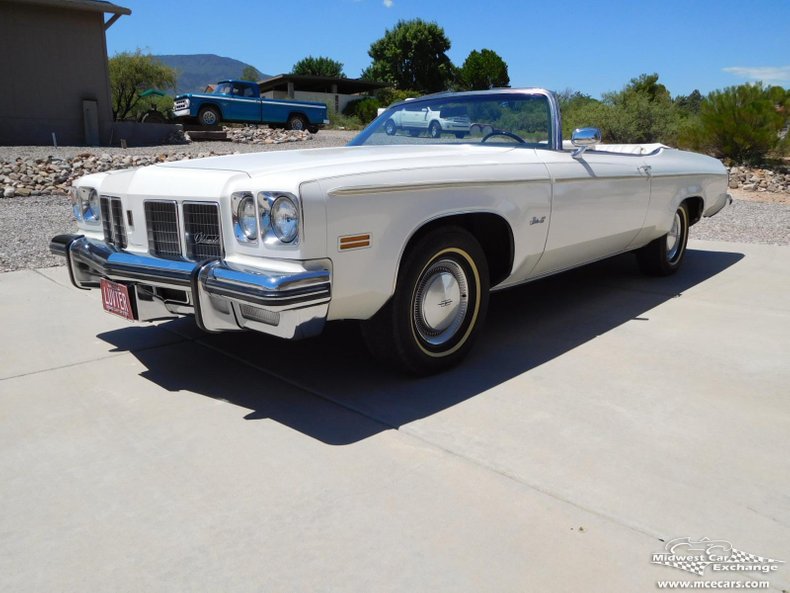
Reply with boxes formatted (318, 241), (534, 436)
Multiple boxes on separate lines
(0, 130), (357, 162)
(689, 194), (790, 244)
(1, 133), (787, 273)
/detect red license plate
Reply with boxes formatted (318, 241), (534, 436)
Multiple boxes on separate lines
(100, 278), (136, 321)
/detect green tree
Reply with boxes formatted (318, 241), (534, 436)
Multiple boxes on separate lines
(108, 50), (176, 120)
(675, 89), (703, 115)
(599, 73), (680, 144)
(622, 73), (671, 104)
(362, 19), (453, 93)
(291, 56), (345, 77)
(457, 49), (509, 90)
(556, 89), (605, 138)
(691, 83), (788, 164)
(240, 65), (261, 81)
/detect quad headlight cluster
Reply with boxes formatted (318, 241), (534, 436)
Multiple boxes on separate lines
(232, 191), (300, 245)
(70, 186), (101, 224)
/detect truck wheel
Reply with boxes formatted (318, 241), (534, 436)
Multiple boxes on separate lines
(408, 129), (421, 137)
(636, 203), (690, 276)
(429, 121), (442, 138)
(307, 125), (319, 134)
(384, 119), (397, 136)
(287, 114), (307, 131)
(362, 227), (490, 375)
(198, 106), (220, 127)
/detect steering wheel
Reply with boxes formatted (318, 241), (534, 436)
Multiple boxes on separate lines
(481, 130), (526, 144)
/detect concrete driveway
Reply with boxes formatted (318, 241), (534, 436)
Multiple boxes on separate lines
(1, 239), (788, 593)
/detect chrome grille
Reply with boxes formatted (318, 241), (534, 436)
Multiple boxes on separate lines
(184, 203), (222, 260)
(100, 196), (127, 248)
(144, 201), (181, 258)
(143, 201), (222, 261)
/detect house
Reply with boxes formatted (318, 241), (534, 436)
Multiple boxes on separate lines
(0, 0), (131, 146)
(258, 75), (387, 116)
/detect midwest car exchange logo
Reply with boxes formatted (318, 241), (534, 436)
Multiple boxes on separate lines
(652, 537), (784, 576)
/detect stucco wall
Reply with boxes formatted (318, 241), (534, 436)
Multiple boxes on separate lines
(261, 90), (359, 115)
(0, 3), (115, 146)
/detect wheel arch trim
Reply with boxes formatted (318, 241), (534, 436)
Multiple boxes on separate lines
(395, 211), (515, 293)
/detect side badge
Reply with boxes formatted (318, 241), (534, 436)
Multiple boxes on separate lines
(530, 216), (546, 225)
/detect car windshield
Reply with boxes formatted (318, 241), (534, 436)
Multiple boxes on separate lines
(349, 92), (553, 148)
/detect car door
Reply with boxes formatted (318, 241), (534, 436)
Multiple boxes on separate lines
(399, 105), (430, 131)
(531, 149), (651, 275)
(227, 84), (261, 123)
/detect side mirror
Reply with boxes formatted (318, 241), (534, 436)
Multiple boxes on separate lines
(571, 127), (602, 158)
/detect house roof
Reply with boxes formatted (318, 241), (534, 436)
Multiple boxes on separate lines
(258, 75), (387, 95)
(3, 0), (131, 15)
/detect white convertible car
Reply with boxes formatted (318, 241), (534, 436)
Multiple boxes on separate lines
(51, 88), (731, 374)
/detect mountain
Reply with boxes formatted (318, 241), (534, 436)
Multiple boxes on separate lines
(154, 54), (272, 94)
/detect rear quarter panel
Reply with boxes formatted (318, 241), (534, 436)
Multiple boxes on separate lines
(633, 149), (728, 246)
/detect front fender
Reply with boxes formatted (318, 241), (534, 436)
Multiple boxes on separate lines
(318, 172), (550, 321)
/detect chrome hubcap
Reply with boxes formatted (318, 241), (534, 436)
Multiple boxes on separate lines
(413, 259), (469, 346)
(666, 211), (682, 260)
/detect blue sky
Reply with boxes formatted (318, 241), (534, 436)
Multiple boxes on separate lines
(107, 0), (789, 98)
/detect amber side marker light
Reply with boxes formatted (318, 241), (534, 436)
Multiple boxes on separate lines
(338, 233), (371, 250)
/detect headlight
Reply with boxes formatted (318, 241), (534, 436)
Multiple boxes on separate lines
(270, 196), (299, 243)
(84, 189), (101, 222)
(232, 192), (257, 242)
(233, 191), (300, 245)
(69, 186), (81, 221)
(238, 195), (258, 240)
(77, 187), (101, 223)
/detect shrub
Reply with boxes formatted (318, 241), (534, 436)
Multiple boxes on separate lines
(375, 88), (418, 108)
(560, 75), (682, 145)
(327, 112), (364, 131)
(342, 97), (381, 124)
(687, 83), (788, 164)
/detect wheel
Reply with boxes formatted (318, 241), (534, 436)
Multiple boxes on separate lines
(481, 131), (526, 143)
(428, 121), (442, 139)
(361, 227), (490, 375)
(198, 106), (220, 127)
(454, 132), (467, 139)
(408, 129), (421, 137)
(384, 119), (397, 136)
(636, 203), (690, 276)
(287, 114), (307, 131)
(307, 125), (319, 134)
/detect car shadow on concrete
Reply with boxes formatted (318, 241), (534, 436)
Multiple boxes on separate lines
(97, 248), (744, 445)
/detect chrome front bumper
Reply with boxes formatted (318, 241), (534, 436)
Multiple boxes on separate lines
(50, 234), (331, 339)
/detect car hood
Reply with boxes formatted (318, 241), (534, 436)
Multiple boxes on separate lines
(176, 92), (215, 100)
(154, 144), (517, 182)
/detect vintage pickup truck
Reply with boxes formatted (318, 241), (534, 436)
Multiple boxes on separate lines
(173, 80), (329, 132)
(52, 88), (730, 374)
